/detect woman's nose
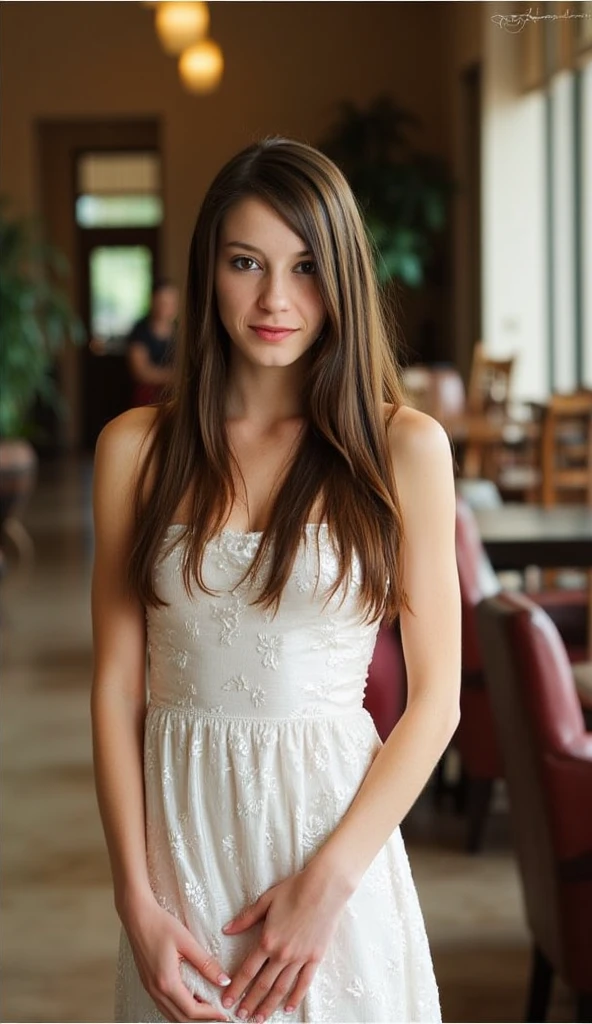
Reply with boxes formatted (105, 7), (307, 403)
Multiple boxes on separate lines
(258, 272), (290, 312)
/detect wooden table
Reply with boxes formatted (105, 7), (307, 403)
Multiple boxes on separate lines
(445, 412), (542, 480)
(473, 504), (592, 570)
(474, 503), (592, 659)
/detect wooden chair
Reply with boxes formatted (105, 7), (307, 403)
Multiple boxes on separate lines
(467, 341), (515, 415)
(401, 364), (466, 422)
(464, 343), (541, 495)
(540, 390), (592, 657)
(541, 390), (592, 507)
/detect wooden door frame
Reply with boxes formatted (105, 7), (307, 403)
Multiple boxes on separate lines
(37, 118), (161, 451)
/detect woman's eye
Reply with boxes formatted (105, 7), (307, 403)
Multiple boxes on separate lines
(295, 261), (317, 275)
(231, 256), (259, 271)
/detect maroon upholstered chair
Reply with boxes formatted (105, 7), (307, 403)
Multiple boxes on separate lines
(364, 624), (407, 742)
(454, 497), (589, 852)
(476, 591), (592, 1022)
(455, 497), (502, 851)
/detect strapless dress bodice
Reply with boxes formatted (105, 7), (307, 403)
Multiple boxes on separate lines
(147, 523), (381, 720)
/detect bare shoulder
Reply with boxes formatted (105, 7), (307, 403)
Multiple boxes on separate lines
(95, 405), (159, 465)
(93, 406), (160, 522)
(383, 402), (452, 468)
(382, 402), (455, 525)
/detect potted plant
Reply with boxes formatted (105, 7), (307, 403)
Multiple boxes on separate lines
(0, 199), (85, 565)
(319, 95), (455, 289)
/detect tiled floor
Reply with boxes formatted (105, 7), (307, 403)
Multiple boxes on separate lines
(0, 458), (575, 1023)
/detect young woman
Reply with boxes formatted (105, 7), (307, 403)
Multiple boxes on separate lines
(91, 137), (461, 1024)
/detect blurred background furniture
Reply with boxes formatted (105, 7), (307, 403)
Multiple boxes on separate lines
(475, 503), (592, 662)
(401, 364), (466, 424)
(453, 498), (591, 853)
(539, 390), (592, 642)
(462, 342), (544, 496)
(364, 623), (407, 742)
(454, 496), (502, 852)
(466, 341), (514, 416)
(402, 352), (543, 497)
(477, 591), (592, 1023)
(541, 390), (592, 507)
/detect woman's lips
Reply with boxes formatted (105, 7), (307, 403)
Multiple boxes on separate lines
(250, 326), (297, 342)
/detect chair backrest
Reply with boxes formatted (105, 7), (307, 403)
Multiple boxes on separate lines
(467, 341), (515, 415)
(455, 497), (500, 674)
(402, 365), (466, 423)
(476, 590), (588, 970)
(541, 390), (592, 507)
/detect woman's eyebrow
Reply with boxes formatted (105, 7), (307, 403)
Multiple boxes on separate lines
(224, 240), (312, 258)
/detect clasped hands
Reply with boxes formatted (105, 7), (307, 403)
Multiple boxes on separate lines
(128, 861), (351, 1023)
(218, 864), (349, 1022)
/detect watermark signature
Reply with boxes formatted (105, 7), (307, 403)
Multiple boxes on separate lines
(492, 7), (592, 33)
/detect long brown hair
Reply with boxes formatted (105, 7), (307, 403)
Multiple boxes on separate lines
(129, 137), (407, 626)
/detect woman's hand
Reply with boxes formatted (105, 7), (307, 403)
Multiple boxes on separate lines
(125, 896), (233, 1022)
(220, 864), (351, 1022)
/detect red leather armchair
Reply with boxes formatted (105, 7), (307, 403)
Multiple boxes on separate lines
(454, 497), (589, 853)
(363, 623), (407, 742)
(476, 591), (592, 1022)
(455, 497), (503, 851)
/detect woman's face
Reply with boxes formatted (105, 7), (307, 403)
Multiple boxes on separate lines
(215, 196), (326, 369)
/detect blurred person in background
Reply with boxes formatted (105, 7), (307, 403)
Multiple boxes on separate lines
(126, 277), (178, 406)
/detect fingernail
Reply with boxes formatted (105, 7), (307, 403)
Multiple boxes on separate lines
(222, 997), (233, 1008)
(218, 973), (232, 986)
(284, 1007), (295, 1014)
(254, 1015), (264, 1023)
(238, 1010), (248, 1021)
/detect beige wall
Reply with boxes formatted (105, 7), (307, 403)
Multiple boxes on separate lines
(0, 1), (452, 283)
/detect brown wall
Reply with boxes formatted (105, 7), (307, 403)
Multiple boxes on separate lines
(1, 1), (482, 446)
(0, 1), (452, 279)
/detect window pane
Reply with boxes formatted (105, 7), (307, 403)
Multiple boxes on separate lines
(77, 151), (160, 194)
(90, 246), (152, 342)
(76, 194), (163, 227)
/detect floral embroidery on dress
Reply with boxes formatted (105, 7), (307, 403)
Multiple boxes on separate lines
(256, 632), (283, 669)
(346, 977), (365, 999)
(221, 835), (238, 861)
(172, 648), (188, 670)
(184, 878), (208, 911)
(222, 672), (250, 693)
(211, 594), (245, 646)
(222, 673), (267, 708)
(184, 618), (200, 641)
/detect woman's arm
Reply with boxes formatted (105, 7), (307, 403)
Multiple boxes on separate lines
(91, 409), (155, 917)
(219, 406), (461, 1022)
(91, 408), (231, 1023)
(310, 405), (461, 887)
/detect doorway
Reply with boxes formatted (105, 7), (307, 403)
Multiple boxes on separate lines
(37, 119), (162, 452)
(78, 226), (159, 449)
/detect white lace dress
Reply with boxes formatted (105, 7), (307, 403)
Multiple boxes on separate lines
(115, 523), (441, 1023)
